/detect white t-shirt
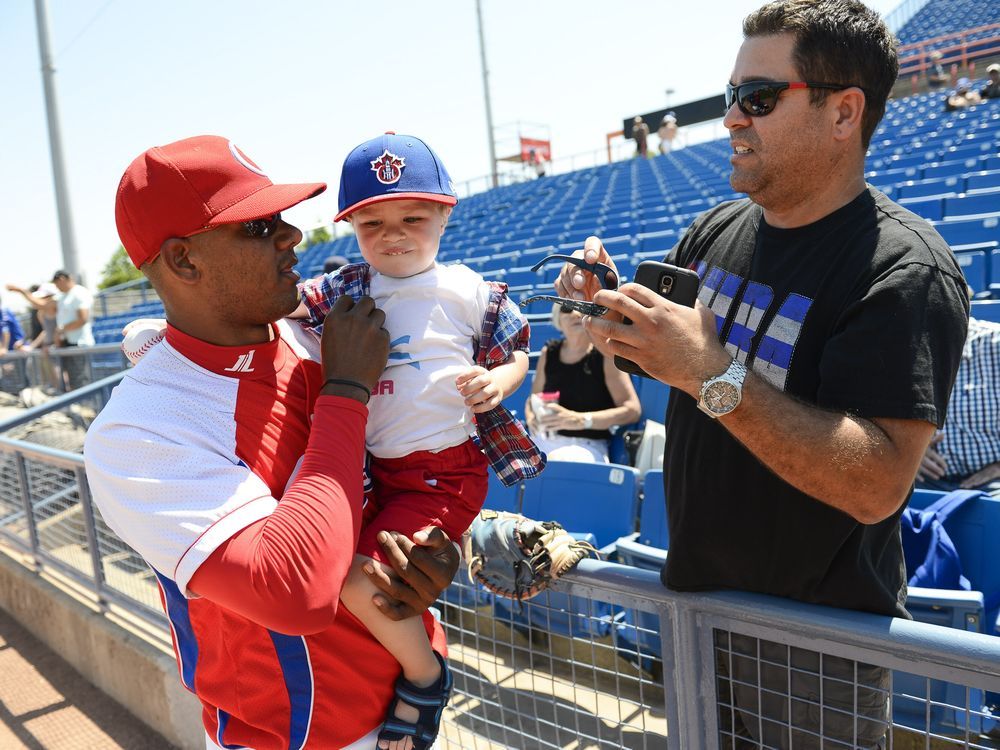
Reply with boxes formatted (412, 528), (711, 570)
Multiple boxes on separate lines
(366, 263), (491, 458)
(56, 284), (94, 345)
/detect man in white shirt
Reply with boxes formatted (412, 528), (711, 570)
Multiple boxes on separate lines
(51, 270), (94, 390)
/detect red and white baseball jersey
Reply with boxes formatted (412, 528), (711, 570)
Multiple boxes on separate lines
(84, 320), (445, 750)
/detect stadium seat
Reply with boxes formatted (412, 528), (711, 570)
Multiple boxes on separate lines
(954, 250), (988, 294)
(501, 375), (535, 425)
(934, 216), (1000, 248)
(897, 491), (1000, 736)
(944, 193), (1000, 219)
(519, 460), (639, 549)
(636, 377), (671, 423)
(972, 299), (1000, 323)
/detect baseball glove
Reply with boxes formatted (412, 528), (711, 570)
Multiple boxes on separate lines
(464, 509), (598, 601)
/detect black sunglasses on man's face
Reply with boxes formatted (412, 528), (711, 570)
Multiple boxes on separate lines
(243, 213), (282, 239)
(725, 80), (855, 117)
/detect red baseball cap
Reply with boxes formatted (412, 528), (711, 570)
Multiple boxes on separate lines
(115, 135), (326, 268)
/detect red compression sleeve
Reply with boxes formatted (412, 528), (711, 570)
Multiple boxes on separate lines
(188, 396), (366, 635)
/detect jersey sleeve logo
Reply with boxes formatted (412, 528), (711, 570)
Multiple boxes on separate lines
(370, 150), (406, 185)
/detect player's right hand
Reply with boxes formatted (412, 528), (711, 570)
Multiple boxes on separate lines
(320, 295), (388, 398)
(365, 527), (460, 620)
(553, 236), (618, 301)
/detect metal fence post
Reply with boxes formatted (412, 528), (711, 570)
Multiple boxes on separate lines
(76, 466), (108, 611)
(14, 453), (41, 568)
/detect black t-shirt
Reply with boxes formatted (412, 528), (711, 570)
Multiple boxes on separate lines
(542, 339), (615, 441)
(660, 187), (969, 618)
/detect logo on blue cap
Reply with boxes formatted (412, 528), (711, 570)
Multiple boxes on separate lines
(335, 133), (458, 221)
(370, 150), (406, 185)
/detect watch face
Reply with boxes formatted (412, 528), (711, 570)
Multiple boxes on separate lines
(703, 381), (739, 414)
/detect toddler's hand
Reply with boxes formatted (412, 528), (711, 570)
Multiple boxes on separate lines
(456, 366), (503, 414)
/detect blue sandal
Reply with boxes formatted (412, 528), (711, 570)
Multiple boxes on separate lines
(378, 651), (452, 750)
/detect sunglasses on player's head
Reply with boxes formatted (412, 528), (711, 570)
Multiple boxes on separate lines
(519, 253), (619, 317)
(725, 80), (855, 117)
(243, 213), (282, 239)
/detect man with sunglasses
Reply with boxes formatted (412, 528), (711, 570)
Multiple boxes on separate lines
(558, 1), (968, 747)
(84, 135), (462, 750)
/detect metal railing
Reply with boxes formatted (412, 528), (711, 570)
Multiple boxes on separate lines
(0, 344), (130, 397)
(0, 381), (999, 748)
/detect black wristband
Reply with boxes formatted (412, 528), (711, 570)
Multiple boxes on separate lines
(323, 378), (371, 403)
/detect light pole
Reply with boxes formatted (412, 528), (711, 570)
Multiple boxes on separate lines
(476, 0), (499, 188)
(34, 0), (81, 280)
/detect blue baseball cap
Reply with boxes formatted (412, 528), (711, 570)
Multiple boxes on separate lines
(335, 132), (458, 221)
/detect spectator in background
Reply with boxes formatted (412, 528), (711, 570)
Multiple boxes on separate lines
(0, 295), (25, 351)
(917, 311), (1000, 497)
(945, 77), (981, 111)
(525, 303), (640, 463)
(981, 63), (1000, 99)
(631, 116), (650, 158)
(323, 254), (350, 274)
(5, 282), (61, 391)
(533, 149), (547, 179)
(927, 50), (948, 89)
(557, 1), (968, 746)
(51, 270), (94, 390)
(658, 112), (679, 154)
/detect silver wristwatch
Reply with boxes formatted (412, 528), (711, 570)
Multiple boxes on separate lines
(697, 359), (748, 418)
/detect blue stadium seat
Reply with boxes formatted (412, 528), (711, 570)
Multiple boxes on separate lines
(636, 377), (671, 423)
(954, 250), (988, 293)
(501, 375), (535, 424)
(899, 196), (944, 221)
(935, 216), (1000, 248)
(519, 461), (640, 549)
(944, 194), (1000, 219)
(974, 298), (1000, 323)
(483, 469), (523, 514)
(966, 171), (1000, 194)
(897, 491), (1000, 736)
(896, 176), (962, 199)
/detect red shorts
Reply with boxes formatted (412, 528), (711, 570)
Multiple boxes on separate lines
(358, 439), (488, 564)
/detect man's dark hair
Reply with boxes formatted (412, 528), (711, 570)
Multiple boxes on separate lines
(52, 270), (71, 281)
(743, 0), (898, 148)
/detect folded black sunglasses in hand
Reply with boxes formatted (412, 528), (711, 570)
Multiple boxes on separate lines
(518, 254), (619, 317)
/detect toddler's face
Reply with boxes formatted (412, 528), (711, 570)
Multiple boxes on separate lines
(350, 200), (449, 278)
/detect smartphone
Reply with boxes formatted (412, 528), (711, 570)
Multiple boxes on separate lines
(613, 261), (700, 378)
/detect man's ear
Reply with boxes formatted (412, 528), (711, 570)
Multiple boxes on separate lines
(156, 237), (200, 284)
(440, 205), (453, 234)
(831, 87), (866, 144)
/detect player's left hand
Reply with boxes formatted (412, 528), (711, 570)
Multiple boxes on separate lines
(456, 366), (503, 413)
(364, 526), (460, 620)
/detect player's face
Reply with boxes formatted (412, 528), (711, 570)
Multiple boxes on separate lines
(723, 33), (834, 211)
(351, 200), (448, 278)
(191, 216), (303, 334)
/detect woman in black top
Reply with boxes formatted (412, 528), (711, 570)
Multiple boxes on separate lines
(525, 304), (640, 462)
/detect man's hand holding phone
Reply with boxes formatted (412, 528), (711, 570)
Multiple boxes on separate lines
(552, 236), (727, 395)
(587, 282), (726, 396)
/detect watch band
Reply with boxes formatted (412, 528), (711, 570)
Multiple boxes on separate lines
(582, 413), (593, 430)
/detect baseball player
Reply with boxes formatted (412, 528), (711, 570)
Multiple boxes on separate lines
(293, 132), (544, 750)
(85, 135), (462, 750)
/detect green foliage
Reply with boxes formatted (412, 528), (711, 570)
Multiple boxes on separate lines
(305, 225), (333, 248)
(98, 245), (143, 290)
